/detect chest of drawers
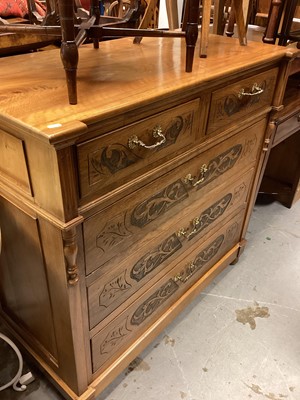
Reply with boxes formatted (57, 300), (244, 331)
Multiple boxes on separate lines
(0, 35), (296, 399)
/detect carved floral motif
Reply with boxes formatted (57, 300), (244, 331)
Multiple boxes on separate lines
(130, 193), (232, 282)
(195, 145), (242, 190)
(131, 234), (182, 282)
(99, 271), (132, 308)
(100, 317), (132, 355)
(130, 179), (189, 228)
(130, 279), (179, 326)
(96, 216), (132, 253)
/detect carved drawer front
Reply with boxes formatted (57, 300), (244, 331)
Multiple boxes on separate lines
(207, 68), (278, 135)
(77, 99), (201, 201)
(0, 130), (32, 196)
(87, 169), (253, 329)
(90, 210), (244, 373)
(84, 118), (265, 276)
(273, 110), (300, 147)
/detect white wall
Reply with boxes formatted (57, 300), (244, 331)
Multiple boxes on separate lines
(158, 0), (185, 29)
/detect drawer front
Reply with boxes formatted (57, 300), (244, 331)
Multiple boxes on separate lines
(83, 119), (265, 276)
(87, 169), (253, 329)
(207, 68), (278, 135)
(77, 100), (201, 200)
(273, 111), (300, 147)
(90, 210), (244, 373)
(0, 130), (32, 196)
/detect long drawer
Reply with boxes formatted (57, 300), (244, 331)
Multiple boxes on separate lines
(83, 119), (266, 276)
(207, 68), (278, 135)
(87, 168), (254, 329)
(90, 209), (244, 373)
(77, 99), (201, 201)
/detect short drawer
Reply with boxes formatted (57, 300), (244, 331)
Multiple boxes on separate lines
(87, 169), (253, 329)
(207, 68), (278, 135)
(90, 209), (244, 373)
(273, 111), (300, 147)
(77, 99), (201, 201)
(83, 118), (265, 276)
(0, 130), (32, 196)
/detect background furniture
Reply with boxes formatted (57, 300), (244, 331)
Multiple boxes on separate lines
(263, 0), (300, 46)
(0, 34), (295, 399)
(0, 0), (200, 105)
(259, 57), (300, 207)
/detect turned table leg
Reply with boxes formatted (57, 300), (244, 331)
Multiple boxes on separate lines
(58, 0), (79, 105)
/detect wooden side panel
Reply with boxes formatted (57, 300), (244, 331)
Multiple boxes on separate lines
(0, 129), (32, 196)
(0, 197), (58, 359)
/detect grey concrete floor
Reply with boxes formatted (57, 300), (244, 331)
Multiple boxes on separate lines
(1, 198), (300, 400)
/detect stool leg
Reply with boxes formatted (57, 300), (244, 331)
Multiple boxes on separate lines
(58, 0), (79, 104)
(225, 3), (235, 37)
(263, 0), (284, 44)
(213, 0), (227, 35)
(199, 0), (212, 58)
(278, 0), (297, 45)
(232, 0), (247, 45)
(90, 0), (101, 48)
(133, 0), (157, 44)
(185, 0), (199, 72)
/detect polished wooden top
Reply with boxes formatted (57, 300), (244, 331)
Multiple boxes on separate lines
(0, 35), (296, 145)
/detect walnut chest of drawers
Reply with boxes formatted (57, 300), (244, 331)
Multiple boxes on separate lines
(0, 35), (295, 399)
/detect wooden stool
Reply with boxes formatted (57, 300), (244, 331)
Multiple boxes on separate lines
(0, 0), (200, 105)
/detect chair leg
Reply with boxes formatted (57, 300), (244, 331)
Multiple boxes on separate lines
(212, 0), (227, 35)
(278, 0), (298, 45)
(199, 0), (212, 58)
(225, 2), (235, 36)
(185, 0), (199, 72)
(58, 0), (79, 105)
(263, 0), (284, 44)
(232, 0), (247, 45)
(90, 0), (101, 48)
(133, 0), (158, 44)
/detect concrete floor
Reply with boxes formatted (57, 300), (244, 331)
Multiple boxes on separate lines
(1, 198), (300, 400)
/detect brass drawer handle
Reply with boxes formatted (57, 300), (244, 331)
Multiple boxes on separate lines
(173, 262), (196, 283)
(128, 126), (166, 149)
(177, 217), (200, 239)
(184, 164), (208, 187)
(238, 83), (264, 99)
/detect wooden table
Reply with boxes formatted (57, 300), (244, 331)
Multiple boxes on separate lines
(0, 35), (297, 399)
